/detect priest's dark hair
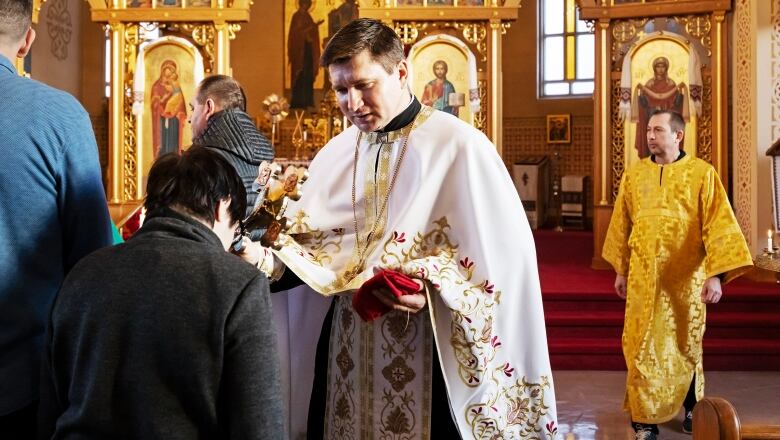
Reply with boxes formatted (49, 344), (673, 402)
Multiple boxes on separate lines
(196, 74), (247, 112)
(321, 18), (404, 74)
(145, 147), (247, 226)
(0, 0), (32, 42)
(650, 109), (686, 134)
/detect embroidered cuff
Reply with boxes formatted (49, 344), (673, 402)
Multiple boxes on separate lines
(257, 246), (286, 281)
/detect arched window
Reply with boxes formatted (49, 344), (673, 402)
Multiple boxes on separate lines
(540, 0), (594, 97)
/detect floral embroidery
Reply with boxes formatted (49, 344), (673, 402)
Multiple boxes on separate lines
(380, 392), (417, 437)
(466, 376), (554, 440)
(283, 210), (344, 266)
(375, 309), (425, 437)
(336, 346), (354, 378)
(381, 217), (501, 387)
(382, 356), (416, 392)
(379, 217), (555, 439)
(326, 298), (358, 440)
(383, 405), (412, 434)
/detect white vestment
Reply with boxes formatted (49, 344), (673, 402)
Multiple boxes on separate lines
(273, 107), (558, 439)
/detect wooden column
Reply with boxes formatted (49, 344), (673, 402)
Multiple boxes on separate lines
(489, 18), (503, 156)
(712, 10), (729, 182)
(108, 21), (126, 203)
(591, 18), (612, 270)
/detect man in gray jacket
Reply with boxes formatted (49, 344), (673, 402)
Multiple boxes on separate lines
(39, 147), (284, 439)
(190, 74), (274, 219)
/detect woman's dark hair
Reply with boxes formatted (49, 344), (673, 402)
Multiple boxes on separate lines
(145, 147), (246, 225)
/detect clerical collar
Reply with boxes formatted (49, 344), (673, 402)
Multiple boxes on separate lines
(376, 95), (421, 133)
(651, 149), (687, 164)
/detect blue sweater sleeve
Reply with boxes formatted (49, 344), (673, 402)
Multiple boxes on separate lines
(57, 105), (113, 272)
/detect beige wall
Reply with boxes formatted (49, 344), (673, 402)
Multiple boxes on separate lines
(753, 0), (776, 252)
(502, 0), (593, 119)
(32, 0), (84, 97)
(732, 0), (776, 255)
(231, 0), (285, 119)
(501, 0), (594, 220)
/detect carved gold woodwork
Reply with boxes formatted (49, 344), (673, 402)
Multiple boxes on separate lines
(474, 78), (487, 132)
(583, 12), (728, 201)
(87, 0), (250, 204)
(122, 23), (140, 201)
(610, 79), (624, 201)
(360, 2), (520, 156)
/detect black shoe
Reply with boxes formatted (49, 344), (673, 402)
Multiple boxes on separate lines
(682, 410), (693, 434)
(634, 428), (657, 440)
(633, 424), (658, 440)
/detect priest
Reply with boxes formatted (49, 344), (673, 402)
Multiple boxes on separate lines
(603, 109), (753, 440)
(250, 18), (558, 440)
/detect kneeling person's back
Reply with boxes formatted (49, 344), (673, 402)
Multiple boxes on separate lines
(39, 148), (283, 439)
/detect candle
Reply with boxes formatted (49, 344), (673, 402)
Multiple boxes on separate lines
(769, 229), (775, 250)
(303, 130), (308, 142)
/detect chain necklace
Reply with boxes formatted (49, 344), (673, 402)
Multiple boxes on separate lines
(351, 127), (412, 271)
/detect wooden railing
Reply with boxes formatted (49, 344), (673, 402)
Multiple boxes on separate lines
(693, 397), (780, 440)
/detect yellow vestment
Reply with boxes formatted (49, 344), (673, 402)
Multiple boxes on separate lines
(602, 155), (753, 423)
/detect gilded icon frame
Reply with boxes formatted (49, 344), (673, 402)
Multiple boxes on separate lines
(546, 114), (571, 144)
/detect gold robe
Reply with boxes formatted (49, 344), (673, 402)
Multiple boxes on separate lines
(602, 155), (753, 424)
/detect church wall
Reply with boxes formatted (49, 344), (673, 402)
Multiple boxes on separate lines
(71, 1), (594, 216)
(31, 0), (84, 100)
(79, 11), (109, 184)
(501, 0), (594, 222)
(229, 0), (599, 224)
(732, 0), (776, 256)
(231, 0), (285, 121)
(755, 0), (775, 253)
(33, 0), (111, 189)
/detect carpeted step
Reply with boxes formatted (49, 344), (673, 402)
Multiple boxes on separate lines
(548, 337), (780, 370)
(543, 289), (780, 313)
(533, 229), (780, 371)
(543, 292), (626, 311)
(544, 310), (780, 339)
(548, 338), (624, 370)
(703, 338), (780, 370)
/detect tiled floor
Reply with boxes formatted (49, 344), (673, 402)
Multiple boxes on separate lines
(553, 370), (780, 440)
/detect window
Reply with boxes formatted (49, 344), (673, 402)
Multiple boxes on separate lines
(540, 0), (594, 97)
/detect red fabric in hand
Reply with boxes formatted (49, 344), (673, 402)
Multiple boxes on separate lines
(352, 269), (421, 322)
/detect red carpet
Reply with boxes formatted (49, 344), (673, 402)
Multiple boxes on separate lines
(533, 229), (780, 370)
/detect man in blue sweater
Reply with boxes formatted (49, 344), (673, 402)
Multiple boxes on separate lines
(0, 0), (113, 436)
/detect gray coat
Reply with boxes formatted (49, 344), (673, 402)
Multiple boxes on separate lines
(193, 109), (275, 218)
(39, 209), (284, 440)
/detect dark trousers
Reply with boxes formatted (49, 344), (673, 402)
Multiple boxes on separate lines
(0, 400), (37, 440)
(632, 375), (697, 433)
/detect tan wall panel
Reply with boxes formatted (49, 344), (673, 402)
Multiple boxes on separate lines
(32, 0), (83, 97)
(231, 0), (285, 119)
(501, 0), (593, 118)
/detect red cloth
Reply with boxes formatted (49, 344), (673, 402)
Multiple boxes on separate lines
(352, 269), (421, 322)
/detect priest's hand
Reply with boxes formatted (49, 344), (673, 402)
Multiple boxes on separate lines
(235, 238), (262, 265)
(614, 274), (627, 299)
(235, 238), (284, 280)
(371, 287), (426, 313)
(370, 274), (427, 314)
(701, 276), (723, 303)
